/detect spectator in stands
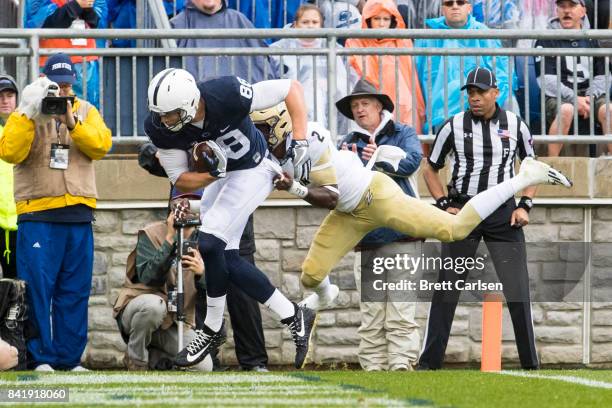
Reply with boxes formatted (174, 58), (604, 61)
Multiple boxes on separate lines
(345, 0), (425, 133)
(317, 0), (362, 32)
(414, 0), (514, 134)
(337, 79), (422, 372)
(271, 4), (355, 133)
(0, 338), (18, 371)
(0, 75), (18, 279)
(171, 0), (278, 82)
(113, 196), (212, 371)
(107, 0), (135, 47)
(395, 0), (441, 29)
(535, 0), (612, 156)
(0, 53), (112, 372)
(25, 0), (107, 108)
(228, 0), (300, 28)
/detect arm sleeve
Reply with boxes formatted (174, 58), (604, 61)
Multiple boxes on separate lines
(588, 74), (611, 98)
(158, 148), (190, 185)
(517, 119), (535, 160)
(0, 113), (36, 164)
(70, 104), (112, 160)
(251, 79), (292, 111)
(428, 119), (454, 170)
(25, 0), (60, 28)
(135, 231), (174, 287)
(386, 127), (423, 177)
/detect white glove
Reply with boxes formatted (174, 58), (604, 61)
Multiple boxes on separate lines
(205, 140), (227, 178)
(289, 139), (310, 184)
(16, 77), (58, 120)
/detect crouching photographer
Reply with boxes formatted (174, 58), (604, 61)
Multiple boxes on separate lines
(113, 196), (212, 371)
(0, 52), (111, 371)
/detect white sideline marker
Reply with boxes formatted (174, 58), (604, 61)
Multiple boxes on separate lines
(498, 370), (612, 389)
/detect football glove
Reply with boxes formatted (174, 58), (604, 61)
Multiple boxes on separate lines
(288, 139), (310, 184)
(203, 140), (227, 178)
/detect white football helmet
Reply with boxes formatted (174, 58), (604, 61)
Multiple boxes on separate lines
(147, 68), (200, 132)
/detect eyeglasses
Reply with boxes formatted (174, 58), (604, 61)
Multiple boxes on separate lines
(442, 0), (469, 7)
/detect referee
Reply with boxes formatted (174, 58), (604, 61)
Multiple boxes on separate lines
(418, 67), (539, 370)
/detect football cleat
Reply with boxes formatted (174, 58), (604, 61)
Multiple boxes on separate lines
(519, 157), (573, 188)
(282, 304), (317, 369)
(299, 284), (339, 311)
(174, 324), (226, 367)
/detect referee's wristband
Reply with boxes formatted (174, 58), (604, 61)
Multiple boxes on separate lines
(288, 180), (308, 199)
(518, 196), (533, 213)
(435, 196), (450, 210)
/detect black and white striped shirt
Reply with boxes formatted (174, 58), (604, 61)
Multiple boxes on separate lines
(428, 106), (535, 197)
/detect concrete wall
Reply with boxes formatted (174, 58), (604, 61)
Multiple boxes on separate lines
(82, 157), (612, 368)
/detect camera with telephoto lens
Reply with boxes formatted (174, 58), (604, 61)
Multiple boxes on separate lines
(41, 96), (75, 115)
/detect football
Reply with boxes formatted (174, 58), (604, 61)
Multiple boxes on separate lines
(191, 142), (214, 173)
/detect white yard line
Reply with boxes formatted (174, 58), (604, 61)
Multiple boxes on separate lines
(0, 373), (302, 386)
(498, 370), (612, 390)
(0, 373), (417, 407)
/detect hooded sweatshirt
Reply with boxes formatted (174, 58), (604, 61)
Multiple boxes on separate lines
(414, 15), (514, 132)
(345, 0), (426, 133)
(171, 1), (279, 82)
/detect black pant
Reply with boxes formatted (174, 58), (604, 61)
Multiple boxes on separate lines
(419, 199), (539, 370)
(0, 229), (17, 279)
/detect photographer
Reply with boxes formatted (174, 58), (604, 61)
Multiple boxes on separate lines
(0, 52), (111, 372)
(113, 196), (211, 371)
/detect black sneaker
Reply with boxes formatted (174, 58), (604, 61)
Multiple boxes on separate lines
(282, 304), (317, 369)
(175, 324), (226, 367)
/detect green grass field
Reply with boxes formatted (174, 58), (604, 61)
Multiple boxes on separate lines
(1, 369), (612, 407)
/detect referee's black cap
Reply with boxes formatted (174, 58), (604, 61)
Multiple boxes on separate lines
(461, 67), (497, 91)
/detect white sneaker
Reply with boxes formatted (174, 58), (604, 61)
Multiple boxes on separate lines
(70, 365), (89, 372)
(299, 284), (339, 311)
(34, 364), (54, 372)
(519, 157), (573, 188)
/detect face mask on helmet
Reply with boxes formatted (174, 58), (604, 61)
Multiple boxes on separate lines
(152, 108), (193, 132)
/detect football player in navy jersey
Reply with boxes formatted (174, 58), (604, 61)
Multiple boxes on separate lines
(144, 68), (315, 369)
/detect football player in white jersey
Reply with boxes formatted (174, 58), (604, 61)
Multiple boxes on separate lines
(251, 104), (573, 311)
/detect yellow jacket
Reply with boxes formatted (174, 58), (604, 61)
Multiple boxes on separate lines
(0, 99), (112, 215)
(0, 123), (17, 230)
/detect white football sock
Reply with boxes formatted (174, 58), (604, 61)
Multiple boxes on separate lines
(466, 178), (520, 220)
(264, 289), (296, 320)
(203, 295), (226, 332)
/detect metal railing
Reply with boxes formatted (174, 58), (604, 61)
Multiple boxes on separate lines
(1, 28), (612, 151)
